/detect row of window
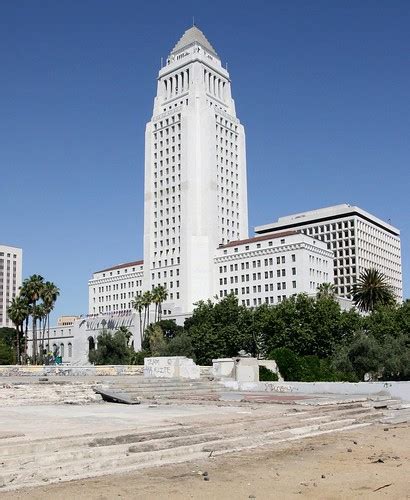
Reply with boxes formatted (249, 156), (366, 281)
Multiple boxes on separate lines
(241, 296), (288, 306)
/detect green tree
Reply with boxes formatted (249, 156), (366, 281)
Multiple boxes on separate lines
(40, 281), (60, 359)
(352, 268), (395, 313)
(155, 319), (184, 339)
(333, 332), (383, 380)
(7, 296), (29, 364)
(131, 294), (144, 345)
(316, 282), (337, 300)
(89, 329), (134, 365)
(185, 294), (254, 364)
(151, 285), (168, 322)
(141, 291), (153, 335)
(148, 324), (167, 356)
(0, 339), (13, 364)
(20, 274), (45, 363)
(164, 332), (196, 359)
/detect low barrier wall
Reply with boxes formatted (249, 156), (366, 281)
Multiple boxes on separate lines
(221, 380), (410, 402)
(0, 364), (213, 378)
(0, 365), (144, 377)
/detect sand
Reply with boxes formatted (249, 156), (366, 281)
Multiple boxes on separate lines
(2, 423), (408, 500)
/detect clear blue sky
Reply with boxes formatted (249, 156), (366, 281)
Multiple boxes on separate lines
(1, 0), (409, 321)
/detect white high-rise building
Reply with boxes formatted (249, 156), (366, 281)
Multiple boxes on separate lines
(143, 26), (248, 318)
(0, 244), (23, 328)
(255, 204), (402, 301)
(87, 28), (404, 335)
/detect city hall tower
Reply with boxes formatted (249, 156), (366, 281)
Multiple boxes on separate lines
(143, 26), (248, 319)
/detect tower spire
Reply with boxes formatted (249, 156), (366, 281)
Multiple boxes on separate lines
(170, 25), (218, 58)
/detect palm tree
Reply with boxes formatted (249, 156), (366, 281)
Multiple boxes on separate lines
(141, 291), (153, 339)
(156, 285), (168, 322)
(316, 282), (337, 300)
(7, 296), (29, 364)
(131, 294), (144, 346)
(40, 281), (60, 360)
(152, 286), (167, 322)
(352, 268), (395, 313)
(20, 275), (44, 363)
(32, 303), (47, 363)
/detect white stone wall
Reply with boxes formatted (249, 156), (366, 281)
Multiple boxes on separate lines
(88, 261), (144, 315)
(0, 244), (22, 328)
(27, 312), (142, 365)
(255, 204), (402, 301)
(214, 232), (333, 306)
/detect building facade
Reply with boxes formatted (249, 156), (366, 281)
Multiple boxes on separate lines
(143, 26), (248, 318)
(255, 204), (402, 301)
(27, 313), (142, 365)
(88, 260), (144, 315)
(86, 30), (403, 344)
(215, 231), (334, 307)
(0, 244), (22, 328)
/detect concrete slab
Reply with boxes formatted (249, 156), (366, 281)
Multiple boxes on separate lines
(0, 403), (246, 440)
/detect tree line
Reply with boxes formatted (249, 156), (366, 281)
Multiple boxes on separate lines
(91, 268), (409, 381)
(2, 275), (59, 364)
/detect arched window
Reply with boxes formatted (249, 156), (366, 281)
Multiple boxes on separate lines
(68, 343), (72, 357)
(88, 336), (95, 352)
(60, 343), (65, 357)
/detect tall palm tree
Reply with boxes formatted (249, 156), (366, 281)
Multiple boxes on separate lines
(352, 268), (395, 313)
(32, 303), (47, 363)
(141, 291), (153, 339)
(20, 275), (44, 363)
(151, 287), (161, 322)
(131, 294), (144, 346)
(316, 282), (337, 300)
(7, 296), (29, 364)
(156, 285), (168, 322)
(40, 281), (60, 358)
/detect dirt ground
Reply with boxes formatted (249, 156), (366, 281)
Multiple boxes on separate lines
(2, 423), (408, 500)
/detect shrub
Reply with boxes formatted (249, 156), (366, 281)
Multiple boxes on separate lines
(269, 348), (301, 381)
(130, 350), (150, 365)
(0, 340), (13, 365)
(259, 365), (278, 381)
(163, 332), (196, 360)
(270, 347), (357, 382)
(89, 329), (133, 365)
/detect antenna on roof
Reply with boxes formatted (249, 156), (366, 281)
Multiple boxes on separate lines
(160, 57), (163, 68)
(192, 15), (195, 26)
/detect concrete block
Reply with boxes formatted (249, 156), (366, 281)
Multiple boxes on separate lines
(143, 357), (200, 379)
(234, 357), (259, 383)
(212, 358), (235, 379)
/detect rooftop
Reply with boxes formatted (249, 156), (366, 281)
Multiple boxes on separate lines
(171, 25), (218, 58)
(95, 260), (143, 274)
(255, 204), (400, 236)
(217, 230), (299, 249)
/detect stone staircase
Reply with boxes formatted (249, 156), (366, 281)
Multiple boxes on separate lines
(0, 398), (392, 492)
(95, 377), (229, 404)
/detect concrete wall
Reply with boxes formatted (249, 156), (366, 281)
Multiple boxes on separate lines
(0, 364), (212, 378)
(0, 365), (144, 377)
(221, 380), (410, 402)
